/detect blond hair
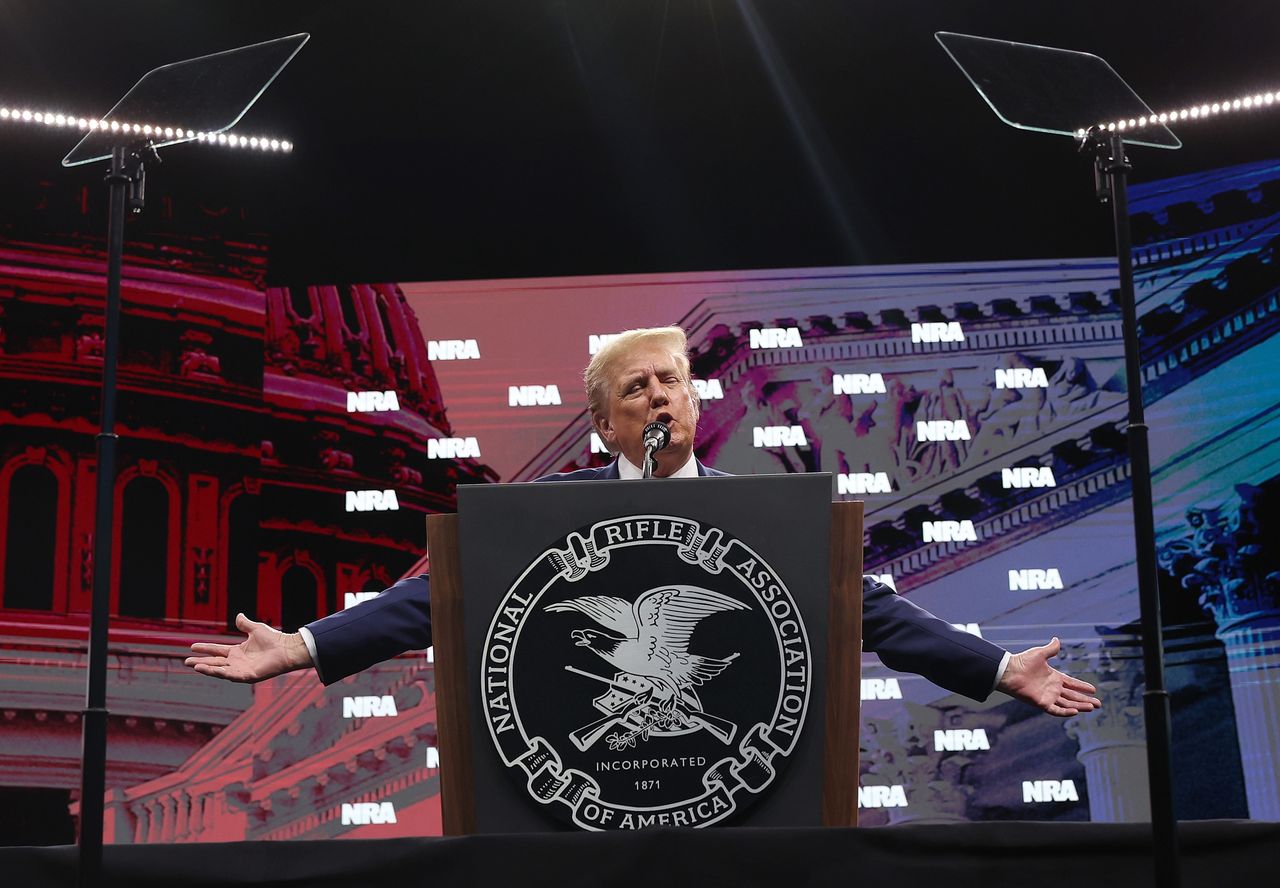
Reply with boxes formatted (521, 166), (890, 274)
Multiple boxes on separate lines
(583, 326), (698, 423)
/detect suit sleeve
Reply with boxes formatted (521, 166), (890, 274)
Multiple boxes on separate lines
(303, 574), (432, 686)
(861, 577), (1006, 702)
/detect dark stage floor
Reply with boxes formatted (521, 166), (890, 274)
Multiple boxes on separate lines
(3, 820), (1275, 888)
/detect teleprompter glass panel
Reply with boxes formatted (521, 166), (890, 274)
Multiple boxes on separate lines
(63, 33), (308, 166)
(936, 32), (1180, 149)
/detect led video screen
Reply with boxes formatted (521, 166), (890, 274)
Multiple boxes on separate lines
(1, 156), (1277, 841)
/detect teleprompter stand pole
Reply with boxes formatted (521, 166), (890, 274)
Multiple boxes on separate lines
(1086, 128), (1180, 888)
(78, 142), (157, 888)
(58, 34), (305, 886)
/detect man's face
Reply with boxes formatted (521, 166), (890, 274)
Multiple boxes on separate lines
(594, 345), (698, 476)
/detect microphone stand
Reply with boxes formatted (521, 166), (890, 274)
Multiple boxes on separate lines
(642, 445), (658, 480)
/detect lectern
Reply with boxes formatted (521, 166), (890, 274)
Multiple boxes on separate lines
(425, 473), (862, 833)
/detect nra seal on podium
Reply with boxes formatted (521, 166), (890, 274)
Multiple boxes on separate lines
(479, 514), (812, 830)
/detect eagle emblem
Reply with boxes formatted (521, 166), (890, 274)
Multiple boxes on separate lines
(546, 585), (747, 750)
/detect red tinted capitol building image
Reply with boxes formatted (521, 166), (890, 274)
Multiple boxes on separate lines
(0, 206), (493, 842)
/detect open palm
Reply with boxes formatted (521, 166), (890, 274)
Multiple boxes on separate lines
(997, 637), (1101, 717)
(184, 613), (311, 683)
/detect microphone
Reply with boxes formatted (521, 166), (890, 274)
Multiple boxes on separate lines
(642, 421), (671, 455)
(641, 421), (670, 479)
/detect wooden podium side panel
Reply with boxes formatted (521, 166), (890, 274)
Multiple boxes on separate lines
(822, 501), (863, 827)
(425, 513), (475, 835)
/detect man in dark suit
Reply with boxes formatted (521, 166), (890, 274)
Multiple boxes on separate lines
(187, 327), (1099, 717)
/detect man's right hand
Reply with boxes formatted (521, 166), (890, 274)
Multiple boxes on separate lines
(184, 613), (313, 683)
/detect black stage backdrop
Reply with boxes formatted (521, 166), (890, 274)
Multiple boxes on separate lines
(2, 1), (1278, 285)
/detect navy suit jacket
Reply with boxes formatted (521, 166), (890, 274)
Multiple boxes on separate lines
(305, 459), (1007, 700)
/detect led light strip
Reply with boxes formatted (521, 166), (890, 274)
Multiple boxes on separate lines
(0, 106), (292, 152)
(1078, 90), (1278, 138)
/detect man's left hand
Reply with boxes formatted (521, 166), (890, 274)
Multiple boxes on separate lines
(996, 637), (1101, 717)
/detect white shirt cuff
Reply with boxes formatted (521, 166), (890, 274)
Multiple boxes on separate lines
(991, 650), (1011, 695)
(298, 625), (325, 684)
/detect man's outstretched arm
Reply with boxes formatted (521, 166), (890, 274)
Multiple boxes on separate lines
(303, 574), (431, 683)
(862, 579), (1100, 717)
(185, 613), (313, 683)
(185, 574), (433, 685)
